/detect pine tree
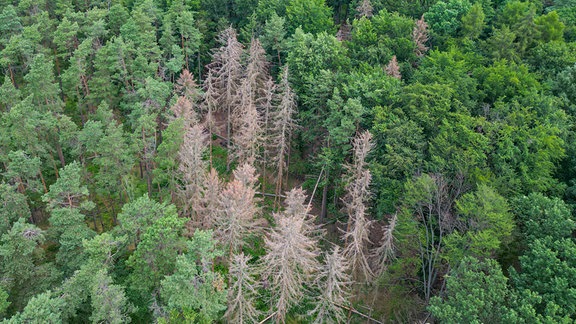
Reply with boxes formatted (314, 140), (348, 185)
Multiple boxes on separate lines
(225, 253), (260, 323)
(413, 15), (429, 58)
(42, 161), (96, 274)
(261, 187), (321, 323)
(90, 270), (135, 324)
(269, 66), (297, 203)
(311, 246), (351, 323)
(342, 131), (374, 282)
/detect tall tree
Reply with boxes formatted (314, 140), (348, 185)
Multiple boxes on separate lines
(269, 66), (297, 202)
(178, 122), (208, 220)
(160, 230), (226, 323)
(126, 202), (186, 300)
(342, 131), (375, 282)
(428, 257), (516, 323)
(90, 270), (135, 324)
(225, 253), (260, 323)
(232, 38), (269, 166)
(42, 161), (96, 274)
(261, 188), (321, 323)
(206, 27), (244, 170)
(216, 163), (261, 259)
(311, 246), (351, 323)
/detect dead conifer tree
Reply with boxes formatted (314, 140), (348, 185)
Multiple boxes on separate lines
(269, 66), (297, 205)
(178, 122), (208, 220)
(245, 38), (270, 102)
(232, 38), (270, 166)
(232, 79), (263, 166)
(202, 71), (219, 166)
(196, 168), (222, 229)
(385, 55), (401, 80)
(216, 163), (262, 259)
(261, 187), (321, 323)
(261, 78), (276, 191)
(206, 27), (244, 171)
(356, 0), (374, 18)
(170, 96), (197, 124)
(175, 69), (201, 102)
(311, 246), (351, 324)
(373, 213), (397, 277)
(413, 15), (429, 58)
(342, 131), (374, 282)
(225, 253), (260, 323)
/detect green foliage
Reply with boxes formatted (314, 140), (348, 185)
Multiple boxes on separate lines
(42, 161), (96, 274)
(424, 0), (472, 38)
(126, 200), (185, 298)
(160, 230), (226, 323)
(0, 219), (45, 293)
(444, 185), (513, 264)
(285, 0), (333, 35)
(0, 286), (9, 318)
(2, 0), (576, 322)
(348, 10), (415, 65)
(512, 193), (574, 242)
(461, 2), (486, 39)
(429, 257), (516, 323)
(508, 193), (576, 321)
(3, 291), (65, 324)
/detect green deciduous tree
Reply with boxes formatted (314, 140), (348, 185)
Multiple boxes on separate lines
(285, 0), (334, 35)
(443, 185), (513, 264)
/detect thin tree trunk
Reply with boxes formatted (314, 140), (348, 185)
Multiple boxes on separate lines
(56, 140), (66, 167)
(38, 170), (48, 193)
(321, 170), (329, 221)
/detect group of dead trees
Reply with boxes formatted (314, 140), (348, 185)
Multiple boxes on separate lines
(164, 27), (396, 323)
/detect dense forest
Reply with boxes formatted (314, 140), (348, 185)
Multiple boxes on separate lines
(0, 0), (575, 322)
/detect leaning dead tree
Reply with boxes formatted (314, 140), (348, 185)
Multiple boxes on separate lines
(342, 131), (375, 282)
(261, 188), (321, 323)
(269, 66), (297, 205)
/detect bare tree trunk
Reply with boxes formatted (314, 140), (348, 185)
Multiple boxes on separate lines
(56, 141), (66, 168)
(321, 170), (329, 221)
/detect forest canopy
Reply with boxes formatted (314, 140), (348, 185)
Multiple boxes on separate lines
(0, 0), (576, 322)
